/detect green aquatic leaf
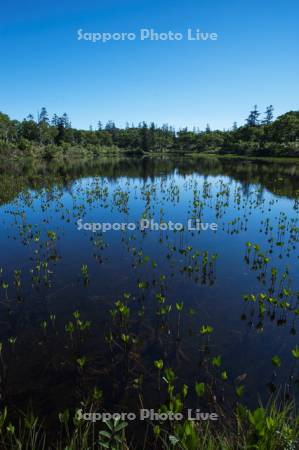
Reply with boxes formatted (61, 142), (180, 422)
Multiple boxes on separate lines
(200, 325), (213, 335)
(236, 386), (244, 398)
(195, 382), (205, 397)
(154, 359), (164, 370)
(221, 371), (228, 381)
(212, 355), (221, 367)
(291, 346), (299, 359)
(271, 355), (281, 367)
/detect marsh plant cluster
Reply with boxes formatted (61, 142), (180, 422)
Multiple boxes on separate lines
(0, 157), (298, 448)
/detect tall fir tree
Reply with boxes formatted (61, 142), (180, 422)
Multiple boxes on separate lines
(246, 105), (260, 126)
(262, 105), (274, 124)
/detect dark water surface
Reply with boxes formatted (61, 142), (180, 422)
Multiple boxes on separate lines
(0, 156), (299, 431)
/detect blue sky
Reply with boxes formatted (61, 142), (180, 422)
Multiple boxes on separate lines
(0, 0), (298, 130)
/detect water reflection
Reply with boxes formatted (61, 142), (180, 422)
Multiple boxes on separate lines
(0, 156), (298, 434)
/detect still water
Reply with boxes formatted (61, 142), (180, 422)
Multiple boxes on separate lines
(0, 156), (298, 428)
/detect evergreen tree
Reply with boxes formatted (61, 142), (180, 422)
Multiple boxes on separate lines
(38, 107), (49, 124)
(51, 114), (59, 126)
(262, 105), (274, 124)
(105, 121), (116, 131)
(62, 113), (71, 128)
(55, 117), (66, 144)
(246, 105), (260, 126)
(141, 121), (150, 152)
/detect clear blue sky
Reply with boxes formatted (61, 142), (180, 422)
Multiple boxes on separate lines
(0, 0), (298, 130)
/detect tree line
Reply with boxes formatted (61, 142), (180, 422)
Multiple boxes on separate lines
(0, 105), (299, 158)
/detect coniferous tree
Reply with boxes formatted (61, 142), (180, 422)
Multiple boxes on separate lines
(51, 114), (59, 126)
(38, 107), (49, 124)
(246, 105), (260, 126)
(105, 121), (116, 131)
(62, 113), (71, 128)
(262, 105), (274, 124)
(141, 121), (150, 152)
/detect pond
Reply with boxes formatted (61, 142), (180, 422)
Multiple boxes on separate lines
(0, 155), (299, 438)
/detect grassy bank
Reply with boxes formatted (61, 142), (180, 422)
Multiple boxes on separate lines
(0, 400), (298, 450)
(3, 143), (299, 165)
(186, 152), (299, 164)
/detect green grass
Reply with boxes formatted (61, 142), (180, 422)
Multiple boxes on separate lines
(0, 400), (298, 450)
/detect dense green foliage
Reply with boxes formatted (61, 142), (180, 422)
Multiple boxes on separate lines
(0, 106), (299, 158)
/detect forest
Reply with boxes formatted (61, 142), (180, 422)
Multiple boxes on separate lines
(0, 105), (299, 160)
